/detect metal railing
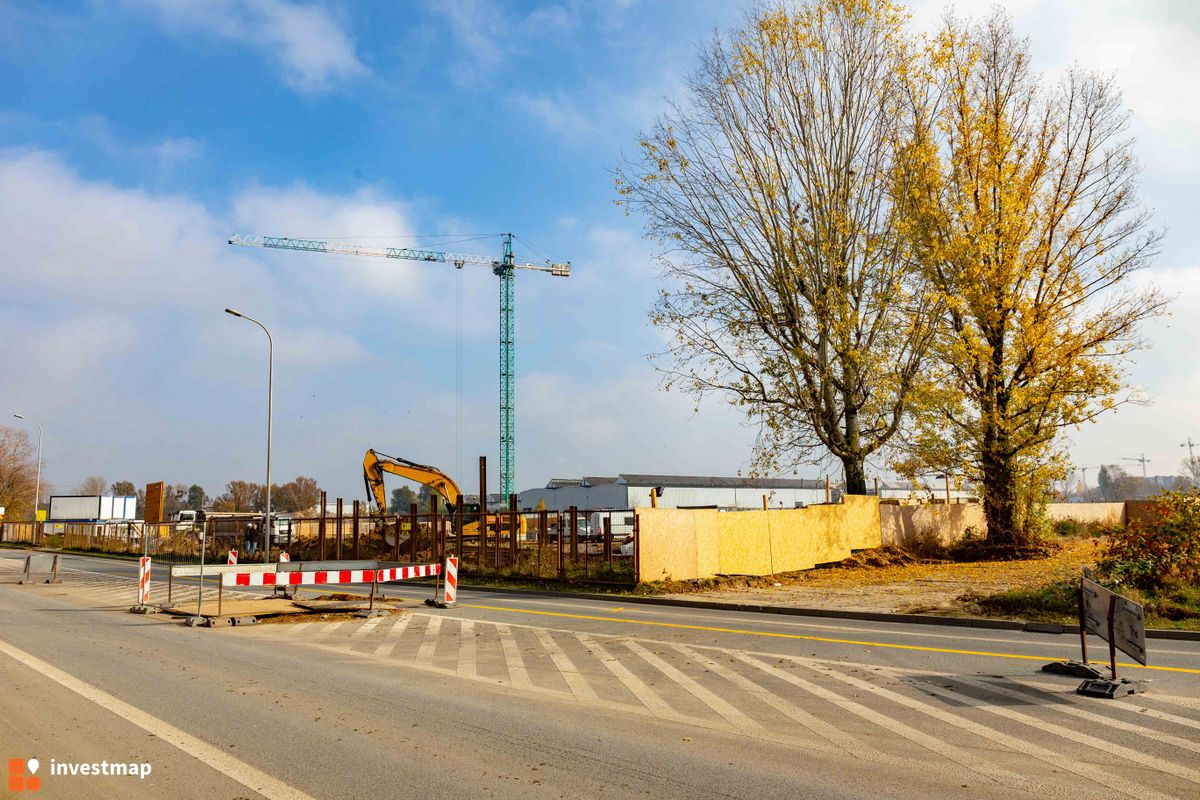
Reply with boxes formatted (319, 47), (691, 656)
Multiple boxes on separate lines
(0, 503), (640, 585)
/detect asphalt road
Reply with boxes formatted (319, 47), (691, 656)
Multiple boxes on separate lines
(1, 549), (1198, 800)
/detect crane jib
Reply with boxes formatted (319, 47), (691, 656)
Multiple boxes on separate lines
(230, 234), (568, 274)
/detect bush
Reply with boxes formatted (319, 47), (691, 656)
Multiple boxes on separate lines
(1051, 518), (1112, 539)
(1098, 490), (1200, 590)
(947, 527), (1058, 562)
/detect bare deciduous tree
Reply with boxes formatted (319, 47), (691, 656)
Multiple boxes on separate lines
(0, 426), (38, 519)
(74, 475), (108, 495)
(616, 0), (938, 493)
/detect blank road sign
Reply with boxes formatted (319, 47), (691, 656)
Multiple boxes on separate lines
(1081, 576), (1147, 665)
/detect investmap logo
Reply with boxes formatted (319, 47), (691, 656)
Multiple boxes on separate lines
(7, 759), (40, 793)
(7, 757), (152, 792)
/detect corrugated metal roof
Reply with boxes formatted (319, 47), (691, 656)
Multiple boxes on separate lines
(616, 474), (827, 490)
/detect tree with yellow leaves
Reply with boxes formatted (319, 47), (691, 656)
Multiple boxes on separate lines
(616, 0), (939, 494)
(900, 11), (1166, 547)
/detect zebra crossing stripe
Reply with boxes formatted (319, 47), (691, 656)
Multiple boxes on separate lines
(671, 643), (879, 759)
(530, 627), (597, 702)
(962, 675), (1200, 756)
(495, 624), (533, 689)
(734, 652), (1039, 793)
(414, 617), (442, 667)
(624, 640), (765, 736)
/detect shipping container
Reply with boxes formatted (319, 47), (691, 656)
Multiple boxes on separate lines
(48, 495), (137, 521)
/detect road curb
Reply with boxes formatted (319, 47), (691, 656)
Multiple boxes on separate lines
(461, 583), (1200, 641)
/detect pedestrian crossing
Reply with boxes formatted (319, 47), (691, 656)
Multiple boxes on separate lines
(237, 610), (1200, 800)
(5, 556), (1199, 800)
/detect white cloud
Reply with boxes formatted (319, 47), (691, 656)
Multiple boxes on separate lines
(429, 0), (580, 86)
(513, 92), (594, 138)
(124, 0), (368, 93)
(518, 365), (754, 481)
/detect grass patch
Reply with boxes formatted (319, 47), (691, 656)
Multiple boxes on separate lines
(969, 579), (1200, 630)
(1051, 518), (1114, 539)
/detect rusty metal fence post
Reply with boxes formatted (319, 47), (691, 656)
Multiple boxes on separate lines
(557, 511), (565, 579)
(478, 455), (488, 571)
(318, 491), (327, 559)
(335, 497), (343, 559)
(430, 495), (439, 565)
(409, 503), (418, 563)
(352, 500), (361, 559)
(603, 517), (613, 568)
(392, 513), (401, 562)
(538, 510), (547, 577)
(508, 494), (518, 567)
(569, 506), (579, 564)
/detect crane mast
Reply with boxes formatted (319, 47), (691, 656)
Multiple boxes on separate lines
(228, 233), (570, 501)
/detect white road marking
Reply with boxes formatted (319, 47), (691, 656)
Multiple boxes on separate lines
(414, 616), (442, 667)
(347, 615), (385, 639)
(456, 619), (477, 679)
(735, 652), (1039, 793)
(895, 672), (1200, 789)
(624, 639), (766, 735)
(820, 663), (1179, 800)
(495, 624), (533, 689)
(376, 615), (413, 658)
(0, 635), (318, 800)
(574, 634), (690, 722)
(963, 676), (1200, 755)
(530, 627), (597, 702)
(671, 643), (882, 760)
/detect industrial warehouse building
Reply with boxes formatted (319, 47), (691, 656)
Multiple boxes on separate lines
(516, 474), (833, 512)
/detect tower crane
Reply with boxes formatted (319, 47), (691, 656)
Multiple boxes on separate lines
(228, 233), (570, 499)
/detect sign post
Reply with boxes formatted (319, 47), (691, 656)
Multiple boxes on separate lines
(186, 527), (207, 627)
(1044, 573), (1149, 698)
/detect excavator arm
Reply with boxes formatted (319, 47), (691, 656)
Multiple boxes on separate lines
(363, 449), (469, 518)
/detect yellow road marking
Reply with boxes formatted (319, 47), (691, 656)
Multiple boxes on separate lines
(464, 603), (1200, 676)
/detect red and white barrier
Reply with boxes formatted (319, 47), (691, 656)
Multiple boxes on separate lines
(138, 556), (151, 605)
(221, 562), (441, 588)
(438, 556), (458, 607)
(227, 549), (238, 565)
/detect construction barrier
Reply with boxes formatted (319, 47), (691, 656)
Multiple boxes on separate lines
(221, 562), (441, 587)
(18, 553), (61, 585)
(227, 549), (238, 565)
(433, 556), (457, 608)
(138, 556), (151, 605)
(166, 562), (276, 606)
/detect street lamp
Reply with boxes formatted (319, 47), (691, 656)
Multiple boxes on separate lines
(12, 414), (43, 521)
(225, 308), (273, 563)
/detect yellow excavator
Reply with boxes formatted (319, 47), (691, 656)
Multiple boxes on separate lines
(362, 449), (525, 544)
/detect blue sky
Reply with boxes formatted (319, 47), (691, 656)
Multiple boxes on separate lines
(2, 0), (1199, 502)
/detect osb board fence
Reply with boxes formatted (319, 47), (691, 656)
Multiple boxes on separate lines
(880, 502), (1129, 549)
(636, 496), (880, 582)
(880, 503), (986, 548)
(1045, 502), (1126, 526)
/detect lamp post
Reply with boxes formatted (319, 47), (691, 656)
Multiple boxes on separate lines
(225, 308), (273, 563)
(12, 414), (43, 521)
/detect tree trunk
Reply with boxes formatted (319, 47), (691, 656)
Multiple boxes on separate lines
(841, 456), (867, 496)
(981, 450), (1018, 547)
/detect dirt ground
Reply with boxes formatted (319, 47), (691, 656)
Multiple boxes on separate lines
(663, 538), (1103, 615)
